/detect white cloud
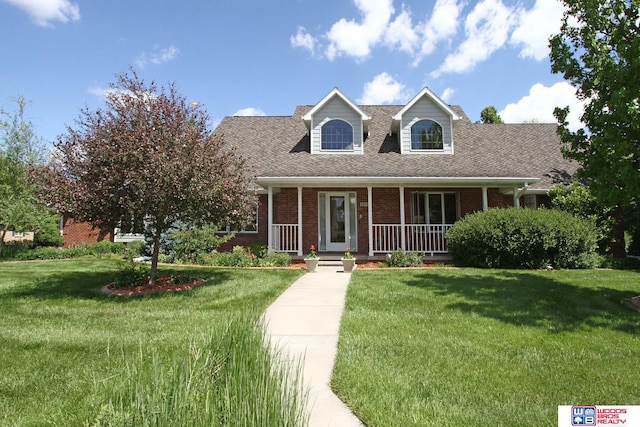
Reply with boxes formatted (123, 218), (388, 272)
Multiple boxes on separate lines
(440, 87), (456, 102)
(384, 7), (419, 54)
(2, 0), (79, 27)
(136, 45), (180, 68)
(499, 81), (584, 131)
(432, 0), (516, 77)
(415, 0), (463, 63)
(290, 26), (317, 54)
(234, 107), (266, 116)
(511, 0), (565, 60)
(325, 0), (395, 60)
(359, 73), (409, 104)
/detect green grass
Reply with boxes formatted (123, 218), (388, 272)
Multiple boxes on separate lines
(333, 268), (640, 427)
(0, 259), (306, 426)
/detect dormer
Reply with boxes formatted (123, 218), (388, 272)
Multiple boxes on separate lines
(392, 87), (460, 155)
(303, 88), (371, 155)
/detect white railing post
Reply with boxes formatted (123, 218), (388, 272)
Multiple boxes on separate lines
(368, 186), (373, 256)
(268, 187), (273, 250)
(297, 186), (303, 256)
(399, 187), (406, 252)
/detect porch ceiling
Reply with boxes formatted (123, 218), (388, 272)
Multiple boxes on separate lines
(255, 176), (540, 189)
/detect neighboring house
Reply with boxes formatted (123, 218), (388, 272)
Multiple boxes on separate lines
(2, 229), (34, 243)
(60, 215), (143, 248)
(214, 87), (576, 257)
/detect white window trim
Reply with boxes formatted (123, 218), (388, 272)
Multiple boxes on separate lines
(409, 118), (445, 152)
(320, 119), (355, 152)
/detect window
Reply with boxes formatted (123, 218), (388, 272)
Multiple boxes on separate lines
(11, 231), (25, 237)
(523, 194), (537, 209)
(411, 120), (443, 150)
(321, 119), (353, 150)
(411, 192), (457, 224)
(220, 206), (258, 233)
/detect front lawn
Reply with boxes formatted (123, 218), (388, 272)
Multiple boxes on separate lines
(333, 269), (640, 426)
(0, 259), (305, 426)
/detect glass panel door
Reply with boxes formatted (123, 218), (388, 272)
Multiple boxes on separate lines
(324, 193), (350, 252)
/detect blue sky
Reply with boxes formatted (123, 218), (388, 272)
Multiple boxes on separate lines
(0, 0), (584, 144)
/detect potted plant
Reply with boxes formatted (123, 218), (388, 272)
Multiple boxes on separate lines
(341, 247), (356, 272)
(304, 245), (319, 272)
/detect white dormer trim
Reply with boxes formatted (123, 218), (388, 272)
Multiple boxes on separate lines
(392, 87), (460, 122)
(303, 87), (371, 133)
(304, 88), (371, 155)
(393, 87), (458, 155)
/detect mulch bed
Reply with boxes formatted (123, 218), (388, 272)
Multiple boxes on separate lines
(101, 275), (205, 296)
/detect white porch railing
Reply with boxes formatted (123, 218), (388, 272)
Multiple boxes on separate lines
(372, 224), (453, 255)
(272, 224), (298, 252)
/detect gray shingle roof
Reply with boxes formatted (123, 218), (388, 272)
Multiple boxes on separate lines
(215, 105), (576, 191)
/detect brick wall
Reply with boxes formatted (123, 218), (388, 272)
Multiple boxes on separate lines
(62, 217), (112, 248)
(216, 186), (523, 254)
(217, 194), (269, 252)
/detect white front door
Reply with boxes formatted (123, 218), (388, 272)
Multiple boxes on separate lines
(325, 193), (349, 252)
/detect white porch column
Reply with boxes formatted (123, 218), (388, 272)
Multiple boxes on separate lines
(267, 186), (273, 249)
(297, 186), (303, 256)
(368, 186), (373, 256)
(482, 187), (488, 211)
(399, 187), (406, 252)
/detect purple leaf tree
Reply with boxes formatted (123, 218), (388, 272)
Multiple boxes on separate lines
(36, 70), (256, 284)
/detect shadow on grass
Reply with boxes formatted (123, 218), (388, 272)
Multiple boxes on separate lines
(3, 266), (230, 302)
(403, 270), (640, 335)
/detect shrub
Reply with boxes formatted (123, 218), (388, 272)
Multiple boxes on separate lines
(446, 208), (599, 269)
(4, 241), (126, 261)
(208, 246), (256, 267)
(0, 241), (34, 259)
(386, 250), (424, 267)
(33, 211), (64, 247)
(166, 224), (234, 264)
(113, 260), (150, 288)
(256, 250), (292, 267)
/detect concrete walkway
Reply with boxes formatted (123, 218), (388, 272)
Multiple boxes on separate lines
(263, 265), (364, 427)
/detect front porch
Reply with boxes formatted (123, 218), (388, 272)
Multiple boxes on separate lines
(263, 182), (528, 257)
(273, 223), (454, 256)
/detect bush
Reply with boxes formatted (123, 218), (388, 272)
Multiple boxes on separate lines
(386, 250), (424, 267)
(446, 208), (599, 269)
(256, 250), (292, 267)
(4, 240), (126, 261)
(208, 246), (256, 267)
(33, 212), (64, 247)
(113, 260), (150, 287)
(166, 224), (234, 264)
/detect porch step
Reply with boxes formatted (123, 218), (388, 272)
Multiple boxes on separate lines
(317, 259), (344, 266)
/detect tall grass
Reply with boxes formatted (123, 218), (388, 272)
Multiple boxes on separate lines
(90, 313), (308, 427)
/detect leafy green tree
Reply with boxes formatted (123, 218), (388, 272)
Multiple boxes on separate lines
(0, 96), (50, 249)
(36, 70), (256, 285)
(549, 182), (616, 253)
(479, 106), (504, 124)
(549, 0), (640, 230)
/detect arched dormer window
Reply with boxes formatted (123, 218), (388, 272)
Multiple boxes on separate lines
(411, 119), (443, 150)
(321, 119), (353, 150)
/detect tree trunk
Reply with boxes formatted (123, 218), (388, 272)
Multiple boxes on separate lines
(149, 228), (162, 285)
(0, 225), (8, 251)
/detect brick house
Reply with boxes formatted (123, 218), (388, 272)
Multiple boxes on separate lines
(214, 87), (576, 258)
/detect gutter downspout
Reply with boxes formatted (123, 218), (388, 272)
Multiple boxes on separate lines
(513, 182), (529, 208)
